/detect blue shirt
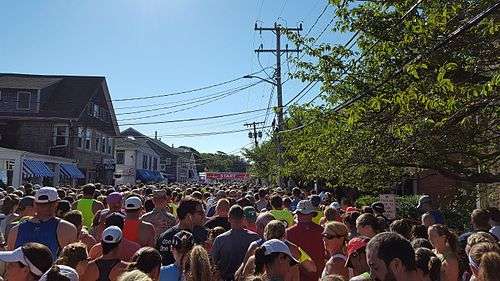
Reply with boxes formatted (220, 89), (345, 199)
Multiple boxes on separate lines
(160, 264), (181, 281)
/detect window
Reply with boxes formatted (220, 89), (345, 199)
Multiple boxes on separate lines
(53, 125), (69, 146)
(153, 157), (157, 171)
(93, 104), (100, 118)
(101, 136), (106, 153)
(17, 92), (31, 110)
(5, 161), (14, 171)
(143, 155), (148, 169)
(165, 158), (171, 166)
(94, 132), (100, 152)
(77, 127), (84, 149)
(85, 129), (92, 150)
(116, 150), (125, 165)
(149, 156), (152, 170)
(107, 138), (113, 154)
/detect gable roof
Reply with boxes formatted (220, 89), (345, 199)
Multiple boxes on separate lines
(0, 73), (120, 135)
(121, 127), (185, 157)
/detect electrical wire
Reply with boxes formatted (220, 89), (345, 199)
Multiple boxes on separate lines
(116, 82), (262, 116)
(305, 3), (330, 37)
(112, 67), (272, 102)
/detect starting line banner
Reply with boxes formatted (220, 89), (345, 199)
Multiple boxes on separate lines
(199, 172), (250, 181)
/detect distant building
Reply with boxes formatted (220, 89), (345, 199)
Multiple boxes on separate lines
(114, 136), (162, 185)
(120, 128), (198, 182)
(0, 73), (119, 185)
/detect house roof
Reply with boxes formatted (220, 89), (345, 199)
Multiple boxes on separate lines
(121, 127), (187, 157)
(0, 73), (120, 135)
(0, 76), (63, 89)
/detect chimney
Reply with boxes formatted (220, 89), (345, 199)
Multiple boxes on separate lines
(172, 144), (174, 148)
(155, 131), (158, 140)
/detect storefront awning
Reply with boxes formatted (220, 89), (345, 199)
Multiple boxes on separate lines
(136, 169), (163, 182)
(23, 159), (54, 178)
(60, 163), (85, 179)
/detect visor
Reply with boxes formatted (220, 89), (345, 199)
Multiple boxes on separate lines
(0, 247), (44, 276)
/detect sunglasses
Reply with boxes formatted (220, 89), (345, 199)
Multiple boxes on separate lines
(322, 233), (345, 240)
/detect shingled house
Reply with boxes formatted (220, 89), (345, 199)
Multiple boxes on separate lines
(0, 73), (119, 185)
(120, 128), (198, 182)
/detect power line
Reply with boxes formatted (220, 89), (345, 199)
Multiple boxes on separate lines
(116, 82), (261, 116)
(112, 67), (272, 102)
(119, 108), (270, 127)
(305, 3), (330, 37)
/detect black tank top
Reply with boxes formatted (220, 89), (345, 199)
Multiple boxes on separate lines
(96, 258), (120, 281)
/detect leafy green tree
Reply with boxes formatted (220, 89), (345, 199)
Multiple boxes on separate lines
(245, 0), (499, 190)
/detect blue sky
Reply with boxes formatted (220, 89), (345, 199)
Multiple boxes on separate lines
(0, 0), (346, 154)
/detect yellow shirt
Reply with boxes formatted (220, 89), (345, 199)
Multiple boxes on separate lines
(270, 209), (295, 227)
(312, 211), (323, 225)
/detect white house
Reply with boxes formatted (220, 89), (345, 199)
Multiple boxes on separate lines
(114, 136), (162, 186)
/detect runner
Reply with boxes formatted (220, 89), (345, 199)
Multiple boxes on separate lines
(286, 199), (325, 281)
(211, 205), (260, 281)
(140, 190), (176, 239)
(122, 196), (155, 247)
(8, 187), (77, 259)
(428, 224), (459, 281)
(416, 196), (444, 225)
(250, 239), (299, 281)
(366, 232), (417, 281)
(156, 196), (207, 265)
(243, 206), (258, 233)
(356, 214), (383, 238)
(204, 198), (231, 231)
(57, 242), (90, 278)
(63, 210), (97, 250)
(414, 247), (441, 281)
(89, 212), (141, 262)
(92, 192), (123, 241)
(73, 184), (104, 231)
(345, 236), (371, 281)
(269, 195), (294, 227)
(321, 222), (349, 279)
(0, 242), (53, 281)
(82, 226), (128, 281)
(126, 247), (162, 281)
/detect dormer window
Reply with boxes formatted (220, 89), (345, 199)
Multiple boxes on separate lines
(17, 92), (31, 110)
(53, 124), (69, 146)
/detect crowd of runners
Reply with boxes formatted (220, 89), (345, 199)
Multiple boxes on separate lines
(0, 182), (497, 281)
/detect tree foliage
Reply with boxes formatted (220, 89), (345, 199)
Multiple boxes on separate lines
(197, 151), (249, 173)
(245, 0), (499, 191)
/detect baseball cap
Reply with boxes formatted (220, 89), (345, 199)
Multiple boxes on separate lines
(0, 247), (44, 276)
(345, 206), (358, 213)
(35, 187), (60, 203)
(417, 195), (432, 209)
(243, 206), (257, 223)
(345, 236), (370, 268)
(330, 201), (341, 210)
(18, 196), (35, 210)
(171, 230), (194, 249)
(124, 196), (142, 210)
(107, 192), (123, 205)
(261, 239), (299, 265)
(102, 226), (122, 244)
(294, 200), (316, 215)
(371, 202), (385, 213)
(39, 265), (78, 281)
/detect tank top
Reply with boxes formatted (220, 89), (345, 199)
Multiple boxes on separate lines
(77, 199), (95, 229)
(123, 219), (140, 243)
(15, 217), (60, 259)
(96, 259), (120, 281)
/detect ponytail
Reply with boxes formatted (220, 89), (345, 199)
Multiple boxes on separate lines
(185, 245), (211, 281)
(428, 256), (441, 281)
(254, 246), (267, 274)
(430, 224), (458, 255)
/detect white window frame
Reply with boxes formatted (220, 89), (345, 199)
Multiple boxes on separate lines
(93, 104), (99, 118)
(106, 138), (113, 154)
(85, 129), (92, 150)
(94, 132), (101, 152)
(77, 127), (84, 149)
(17, 91), (31, 110)
(53, 124), (69, 146)
(101, 136), (106, 153)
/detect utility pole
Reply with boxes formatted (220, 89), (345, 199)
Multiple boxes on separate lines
(244, 121), (265, 147)
(254, 22), (302, 187)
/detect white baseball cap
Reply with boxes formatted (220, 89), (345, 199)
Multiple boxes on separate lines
(102, 226), (123, 243)
(330, 201), (341, 210)
(261, 239), (299, 265)
(35, 187), (60, 203)
(0, 247), (44, 276)
(39, 265), (79, 281)
(124, 196), (142, 210)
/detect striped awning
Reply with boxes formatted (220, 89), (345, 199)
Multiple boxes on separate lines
(23, 159), (54, 178)
(60, 163), (85, 179)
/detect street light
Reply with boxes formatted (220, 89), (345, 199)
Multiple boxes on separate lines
(243, 75), (277, 86)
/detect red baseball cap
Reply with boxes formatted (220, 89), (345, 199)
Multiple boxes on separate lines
(345, 236), (370, 268)
(345, 206), (358, 213)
